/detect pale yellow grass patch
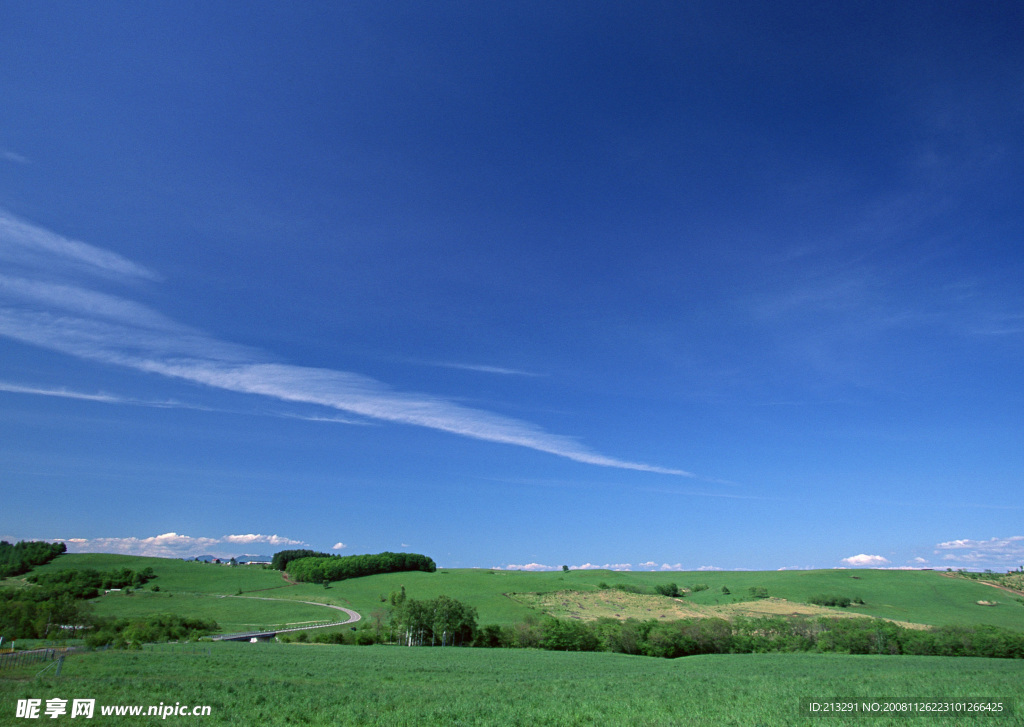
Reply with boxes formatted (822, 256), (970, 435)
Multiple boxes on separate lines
(507, 591), (930, 629)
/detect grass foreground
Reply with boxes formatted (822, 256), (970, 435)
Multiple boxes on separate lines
(1, 643), (1021, 726)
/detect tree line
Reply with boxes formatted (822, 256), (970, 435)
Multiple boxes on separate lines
(281, 551), (437, 584)
(28, 566), (156, 598)
(486, 614), (1024, 659)
(299, 591), (1024, 660)
(1, 566), (158, 641)
(0, 540), (65, 578)
(84, 614), (218, 649)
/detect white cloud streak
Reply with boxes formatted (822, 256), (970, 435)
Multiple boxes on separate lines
(427, 361), (544, 377)
(0, 212), (694, 477)
(0, 210), (157, 281)
(0, 380), (216, 411)
(0, 382), (128, 404)
(2, 151), (30, 164)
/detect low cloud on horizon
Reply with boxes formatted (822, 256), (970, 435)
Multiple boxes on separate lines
(4, 532), (308, 559)
(840, 554), (891, 567)
(935, 535), (1024, 565)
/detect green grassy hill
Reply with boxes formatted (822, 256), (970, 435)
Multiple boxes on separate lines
(323, 566), (1024, 631)
(7, 554), (1024, 633)
(24, 553), (287, 594)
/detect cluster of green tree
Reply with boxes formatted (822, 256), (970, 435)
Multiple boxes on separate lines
(0, 540), (66, 578)
(27, 567), (156, 599)
(85, 614), (218, 649)
(1, 566), (158, 640)
(286, 552), (437, 584)
(386, 593), (478, 646)
(597, 582), (741, 597)
(270, 549), (333, 571)
(653, 583), (681, 597)
(465, 615), (1024, 659)
(808, 594), (865, 608)
(296, 592), (478, 647)
(0, 591), (93, 639)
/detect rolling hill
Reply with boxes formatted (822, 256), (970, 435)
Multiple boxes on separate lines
(7, 553), (1024, 634)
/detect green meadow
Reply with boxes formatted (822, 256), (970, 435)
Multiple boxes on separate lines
(12, 554), (1024, 633)
(3, 554), (1024, 725)
(1, 643), (1020, 726)
(88, 592), (343, 634)
(294, 565), (1024, 631)
(23, 555), (287, 595)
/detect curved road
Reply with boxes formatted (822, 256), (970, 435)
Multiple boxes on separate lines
(211, 595), (361, 641)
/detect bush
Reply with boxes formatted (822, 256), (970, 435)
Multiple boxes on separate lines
(808, 594), (852, 608)
(0, 541), (66, 579)
(541, 618), (599, 652)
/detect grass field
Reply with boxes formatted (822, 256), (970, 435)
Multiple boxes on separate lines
(3, 555), (1023, 725)
(8, 554), (1024, 635)
(1, 643), (1020, 726)
(299, 566), (1024, 630)
(89, 592), (345, 633)
(22, 554), (288, 595)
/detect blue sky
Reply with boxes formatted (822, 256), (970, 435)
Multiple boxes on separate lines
(2, 2), (1022, 571)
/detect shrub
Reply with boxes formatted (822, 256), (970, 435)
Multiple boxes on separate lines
(808, 594), (852, 608)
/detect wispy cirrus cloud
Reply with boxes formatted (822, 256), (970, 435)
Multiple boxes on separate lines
(2, 151), (30, 165)
(0, 210), (157, 281)
(0, 212), (693, 477)
(0, 381), (132, 405)
(0, 380), (375, 426)
(0, 381), (214, 410)
(425, 361), (544, 377)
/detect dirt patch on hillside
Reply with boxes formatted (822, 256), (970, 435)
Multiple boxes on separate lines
(939, 572), (1024, 598)
(508, 589), (705, 621)
(507, 591), (929, 629)
(704, 597), (861, 619)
